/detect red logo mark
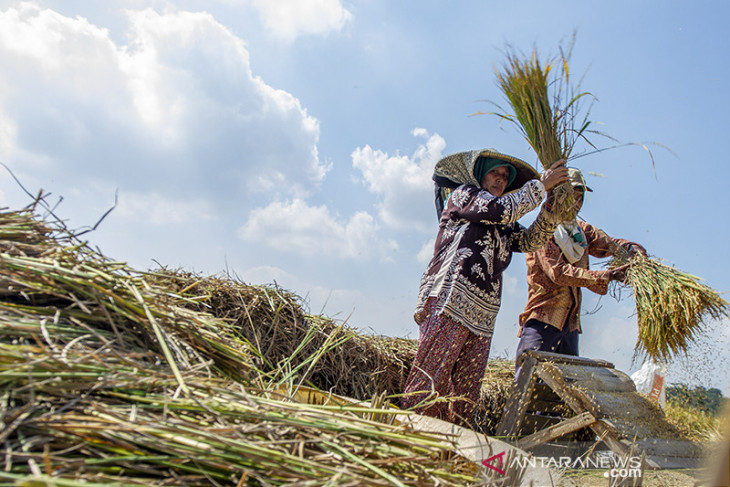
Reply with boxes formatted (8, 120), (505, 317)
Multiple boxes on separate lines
(482, 451), (506, 475)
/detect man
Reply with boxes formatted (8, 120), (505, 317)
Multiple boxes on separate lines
(515, 168), (646, 365)
(402, 149), (568, 427)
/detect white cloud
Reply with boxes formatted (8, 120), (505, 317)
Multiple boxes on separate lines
(240, 265), (298, 287)
(0, 5), (328, 201)
(237, 198), (397, 260)
(0, 5), (131, 171)
(247, 0), (352, 41)
(416, 238), (435, 265)
(351, 129), (445, 232)
(116, 190), (216, 225)
(0, 111), (15, 158)
(242, 264), (364, 318)
(0, 4), (111, 70)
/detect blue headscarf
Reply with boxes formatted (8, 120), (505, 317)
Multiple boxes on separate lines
(473, 156), (517, 188)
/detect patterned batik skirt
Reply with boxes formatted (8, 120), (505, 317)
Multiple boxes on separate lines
(401, 297), (493, 427)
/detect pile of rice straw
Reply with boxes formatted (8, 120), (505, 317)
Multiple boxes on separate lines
(611, 250), (729, 362)
(0, 206), (493, 486)
(146, 271), (514, 437)
(473, 359), (515, 434)
(491, 42), (595, 220)
(148, 269), (417, 404)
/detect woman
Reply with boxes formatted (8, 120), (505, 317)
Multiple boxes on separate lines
(402, 148), (567, 427)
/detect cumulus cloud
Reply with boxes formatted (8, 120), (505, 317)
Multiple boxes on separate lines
(246, 0), (352, 41)
(242, 264), (364, 317)
(116, 190), (216, 225)
(416, 238), (435, 265)
(0, 4), (328, 201)
(237, 198), (397, 260)
(351, 128), (445, 232)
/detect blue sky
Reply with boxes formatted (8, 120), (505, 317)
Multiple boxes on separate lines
(0, 0), (728, 394)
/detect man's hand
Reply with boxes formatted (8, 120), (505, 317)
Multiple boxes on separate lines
(607, 264), (630, 282)
(540, 159), (569, 192)
(628, 244), (648, 257)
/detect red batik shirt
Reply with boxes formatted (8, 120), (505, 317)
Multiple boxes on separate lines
(518, 220), (637, 335)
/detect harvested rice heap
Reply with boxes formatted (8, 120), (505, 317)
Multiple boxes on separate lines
(148, 270), (417, 403)
(0, 207), (492, 486)
(149, 271), (514, 434)
(147, 273), (513, 437)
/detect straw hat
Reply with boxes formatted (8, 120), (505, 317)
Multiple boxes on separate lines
(433, 148), (540, 194)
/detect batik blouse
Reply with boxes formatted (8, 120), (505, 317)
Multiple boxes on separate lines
(414, 180), (557, 337)
(518, 220), (636, 334)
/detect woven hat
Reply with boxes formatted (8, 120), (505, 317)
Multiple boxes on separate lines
(567, 167), (593, 192)
(432, 148), (539, 194)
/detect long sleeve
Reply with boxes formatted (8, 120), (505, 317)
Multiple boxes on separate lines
(416, 180), (549, 337)
(581, 221), (637, 259)
(510, 203), (560, 253)
(519, 219), (641, 333)
(534, 238), (611, 295)
(444, 180), (545, 225)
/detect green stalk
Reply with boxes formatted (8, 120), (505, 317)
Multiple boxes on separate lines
(122, 281), (189, 395)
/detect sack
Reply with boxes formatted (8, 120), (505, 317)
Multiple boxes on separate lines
(631, 360), (667, 408)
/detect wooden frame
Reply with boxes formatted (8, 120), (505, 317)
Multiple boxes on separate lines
(495, 350), (671, 469)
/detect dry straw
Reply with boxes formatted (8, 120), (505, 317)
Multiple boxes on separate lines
(147, 269), (417, 402)
(610, 249), (729, 363)
(0, 205), (490, 486)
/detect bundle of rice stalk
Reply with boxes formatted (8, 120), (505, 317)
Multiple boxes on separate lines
(0, 240), (255, 386)
(492, 44), (594, 220)
(611, 251), (729, 362)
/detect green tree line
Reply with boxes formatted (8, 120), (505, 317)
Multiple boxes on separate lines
(666, 383), (728, 415)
